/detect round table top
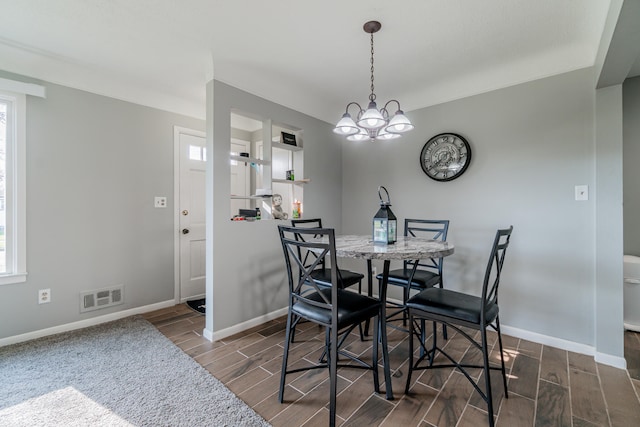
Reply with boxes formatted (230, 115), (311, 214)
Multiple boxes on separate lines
(331, 235), (454, 260)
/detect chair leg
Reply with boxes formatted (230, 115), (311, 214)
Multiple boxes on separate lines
(495, 316), (509, 398)
(279, 309), (294, 403)
(329, 324), (338, 427)
(402, 285), (410, 326)
(372, 314), (380, 393)
(405, 310), (415, 393)
(481, 326), (495, 427)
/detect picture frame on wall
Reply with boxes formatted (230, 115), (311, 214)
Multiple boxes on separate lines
(281, 132), (297, 146)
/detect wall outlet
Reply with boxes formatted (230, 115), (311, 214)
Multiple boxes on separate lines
(371, 266), (377, 277)
(154, 196), (167, 208)
(38, 289), (51, 304)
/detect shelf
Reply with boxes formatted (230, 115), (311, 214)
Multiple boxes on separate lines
(272, 178), (310, 184)
(272, 141), (303, 152)
(230, 195), (272, 200)
(230, 155), (269, 165)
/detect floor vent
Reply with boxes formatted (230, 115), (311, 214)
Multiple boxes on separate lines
(80, 285), (124, 313)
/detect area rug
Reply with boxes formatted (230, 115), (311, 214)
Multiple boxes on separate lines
(187, 298), (206, 314)
(0, 316), (270, 427)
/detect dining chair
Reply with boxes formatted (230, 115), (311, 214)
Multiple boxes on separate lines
(291, 218), (367, 342)
(277, 225), (382, 427)
(291, 218), (365, 293)
(404, 226), (513, 427)
(376, 219), (449, 328)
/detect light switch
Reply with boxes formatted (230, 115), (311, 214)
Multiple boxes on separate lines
(154, 196), (167, 208)
(575, 185), (588, 201)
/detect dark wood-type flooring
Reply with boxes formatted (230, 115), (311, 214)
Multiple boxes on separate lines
(143, 304), (640, 426)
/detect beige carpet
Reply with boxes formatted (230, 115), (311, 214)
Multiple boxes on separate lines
(0, 316), (270, 426)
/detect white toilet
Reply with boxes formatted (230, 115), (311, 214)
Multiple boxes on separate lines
(624, 255), (640, 332)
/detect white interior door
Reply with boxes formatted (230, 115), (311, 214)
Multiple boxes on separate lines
(230, 139), (250, 216)
(179, 130), (206, 301)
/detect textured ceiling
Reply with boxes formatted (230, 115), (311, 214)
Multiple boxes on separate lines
(0, 0), (614, 122)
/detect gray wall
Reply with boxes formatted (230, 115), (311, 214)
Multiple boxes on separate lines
(342, 68), (601, 348)
(206, 81), (343, 334)
(624, 76), (640, 256)
(0, 71), (204, 339)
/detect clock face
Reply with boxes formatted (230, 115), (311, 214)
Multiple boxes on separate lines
(420, 133), (472, 182)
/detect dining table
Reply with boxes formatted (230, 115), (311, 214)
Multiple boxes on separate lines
(329, 234), (455, 400)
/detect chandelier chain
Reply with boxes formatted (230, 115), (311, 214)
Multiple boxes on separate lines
(369, 31), (376, 102)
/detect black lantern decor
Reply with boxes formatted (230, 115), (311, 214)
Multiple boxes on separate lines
(373, 186), (397, 244)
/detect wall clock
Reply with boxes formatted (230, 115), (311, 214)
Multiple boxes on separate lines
(420, 133), (472, 182)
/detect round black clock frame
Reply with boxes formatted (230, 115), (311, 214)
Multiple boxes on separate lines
(420, 133), (472, 182)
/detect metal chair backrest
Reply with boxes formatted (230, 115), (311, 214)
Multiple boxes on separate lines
(278, 225), (338, 312)
(481, 226), (513, 320)
(290, 218), (327, 271)
(404, 219), (450, 273)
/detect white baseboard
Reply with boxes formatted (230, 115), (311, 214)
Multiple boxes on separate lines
(203, 307), (289, 342)
(501, 324), (627, 370)
(0, 300), (176, 348)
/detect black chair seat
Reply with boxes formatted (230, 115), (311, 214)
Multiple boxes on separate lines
(404, 226), (513, 427)
(376, 268), (440, 289)
(293, 288), (380, 329)
(406, 287), (499, 326)
(312, 268), (365, 289)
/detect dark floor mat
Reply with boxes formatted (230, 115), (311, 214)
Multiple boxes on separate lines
(186, 298), (205, 314)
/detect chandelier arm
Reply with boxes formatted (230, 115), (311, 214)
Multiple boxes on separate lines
(382, 99), (402, 113)
(344, 101), (364, 115)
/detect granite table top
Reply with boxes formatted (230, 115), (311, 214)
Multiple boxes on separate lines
(326, 234), (454, 260)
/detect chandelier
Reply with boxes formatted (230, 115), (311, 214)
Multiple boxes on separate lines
(333, 21), (414, 142)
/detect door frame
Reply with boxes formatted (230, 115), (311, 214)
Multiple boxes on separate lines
(173, 126), (207, 303)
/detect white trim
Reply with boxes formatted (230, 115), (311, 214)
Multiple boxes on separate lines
(0, 300), (176, 348)
(501, 324), (626, 369)
(173, 126), (207, 304)
(203, 307), (288, 342)
(0, 272), (27, 285)
(0, 77), (45, 98)
(595, 351), (627, 370)
(0, 89), (27, 284)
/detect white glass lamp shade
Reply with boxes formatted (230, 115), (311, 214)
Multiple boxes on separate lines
(376, 128), (401, 140)
(346, 129), (370, 142)
(333, 113), (359, 136)
(385, 111), (414, 133)
(357, 101), (386, 130)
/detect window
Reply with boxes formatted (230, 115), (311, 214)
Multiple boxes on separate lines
(0, 88), (27, 284)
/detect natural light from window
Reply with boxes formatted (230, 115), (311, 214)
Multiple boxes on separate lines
(0, 101), (6, 272)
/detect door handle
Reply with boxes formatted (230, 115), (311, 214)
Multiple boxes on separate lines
(182, 228), (190, 234)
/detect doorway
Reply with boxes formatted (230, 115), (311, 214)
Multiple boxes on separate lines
(174, 126), (206, 303)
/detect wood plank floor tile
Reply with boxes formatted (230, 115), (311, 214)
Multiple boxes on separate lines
(252, 384), (304, 423)
(341, 394), (395, 427)
(572, 416), (603, 427)
(381, 381), (437, 427)
(145, 304), (640, 427)
(424, 371), (476, 426)
(458, 404), (492, 427)
(569, 350), (598, 375)
(468, 368), (506, 415)
(518, 339), (542, 359)
(535, 380), (571, 427)
(540, 345), (569, 386)
(509, 353), (540, 400)
(226, 366), (272, 396)
(334, 372), (384, 421)
(496, 393), (535, 427)
(598, 363), (640, 427)
(570, 368), (609, 426)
